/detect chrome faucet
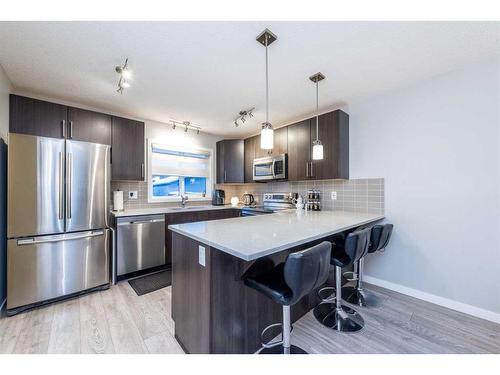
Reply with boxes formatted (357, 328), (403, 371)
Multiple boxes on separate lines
(181, 195), (189, 208)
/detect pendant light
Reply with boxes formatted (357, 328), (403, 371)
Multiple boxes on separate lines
(310, 72), (325, 160)
(256, 29), (277, 150)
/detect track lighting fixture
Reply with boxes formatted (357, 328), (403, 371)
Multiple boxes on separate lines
(233, 107), (255, 128)
(115, 58), (132, 94)
(169, 120), (202, 135)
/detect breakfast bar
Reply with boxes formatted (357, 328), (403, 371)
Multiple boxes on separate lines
(169, 210), (384, 354)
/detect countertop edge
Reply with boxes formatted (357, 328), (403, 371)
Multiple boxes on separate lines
(169, 213), (385, 261)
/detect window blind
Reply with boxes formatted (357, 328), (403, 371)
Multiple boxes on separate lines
(151, 143), (211, 178)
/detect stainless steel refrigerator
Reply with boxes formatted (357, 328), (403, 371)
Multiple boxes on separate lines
(6, 133), (110, 315)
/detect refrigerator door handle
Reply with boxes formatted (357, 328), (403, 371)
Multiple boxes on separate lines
(17, 230), (105, 246)
(67, 152), (72, 219)
(58, 151), (64, 220)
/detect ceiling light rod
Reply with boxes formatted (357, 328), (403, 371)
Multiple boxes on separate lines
(115, 58), (132, 94)
(309, 72), (325, 160)
(256, 28), (277, 150)
(170, 119), (202, 134)
(233, 107), (255, 127)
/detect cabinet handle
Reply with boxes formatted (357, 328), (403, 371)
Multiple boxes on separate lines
(310, 162), (314, 177)
(224, 170), (227, 183)
(69, 121), (73, 139)
(306, 162), (309, 177)
(141, 163), (145, 179)
(62, 120), (66, 138)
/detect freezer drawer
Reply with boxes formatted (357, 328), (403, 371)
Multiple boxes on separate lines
(117, 215), (165, 276)
(7, 229), (110, 310)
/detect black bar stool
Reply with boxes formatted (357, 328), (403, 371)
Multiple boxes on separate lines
(313, 228), (371, 332)
(244, 241), (331, 354)
(342, 224), (394, 308)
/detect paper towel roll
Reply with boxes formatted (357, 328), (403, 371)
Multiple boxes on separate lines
(113, 190), (124, 211)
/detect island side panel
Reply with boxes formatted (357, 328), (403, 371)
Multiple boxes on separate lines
(171, 231), (211, 354)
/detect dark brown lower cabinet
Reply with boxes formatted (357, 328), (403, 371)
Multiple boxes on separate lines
(165, 208), (240, 265)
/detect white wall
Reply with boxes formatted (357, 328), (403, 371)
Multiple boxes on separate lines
(0, 64), (13, 142)
(349, 58), (500, 320)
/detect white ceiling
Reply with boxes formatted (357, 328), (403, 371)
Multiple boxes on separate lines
(0, 21), (499, 137)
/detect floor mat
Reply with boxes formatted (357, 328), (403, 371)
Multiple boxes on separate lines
(128, 269), (171, 296)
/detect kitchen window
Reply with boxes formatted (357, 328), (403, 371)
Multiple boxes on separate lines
(148, 142), (213, 202)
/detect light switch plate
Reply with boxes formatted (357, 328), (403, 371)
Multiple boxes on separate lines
(331, 191), (337, 200)
(129, 191), (138, 200)
(198, 245), (206, 267)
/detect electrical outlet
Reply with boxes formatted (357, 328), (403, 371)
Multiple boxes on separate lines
(199, 245), (206, 267)
(129, 191), (138, 200)
(331, 191), (337, 200)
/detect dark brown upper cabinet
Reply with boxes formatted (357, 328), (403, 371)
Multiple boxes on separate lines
(9, 94), (68, 138)
(287, 118), (313, 181)
(244, 136), (256, 183)
(268, 126), (288, 156)
(68, 107), (112, 145)
(111, 116), (145, 181)
(216, 139), (244, 184)
(311, 110), (349, 180)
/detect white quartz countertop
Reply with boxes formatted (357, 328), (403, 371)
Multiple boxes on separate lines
(111, 204), (240, 218)
(169, 210), (384, 261)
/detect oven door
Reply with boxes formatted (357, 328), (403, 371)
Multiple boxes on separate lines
(253, 157), (275, 181)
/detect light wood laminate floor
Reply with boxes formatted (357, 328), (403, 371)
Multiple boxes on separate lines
(0, 282), (499, 354)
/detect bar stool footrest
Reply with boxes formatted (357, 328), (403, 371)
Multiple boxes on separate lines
(317, 286), (336, 302)
(260, 322), (294, 349)
(342, 271), (358, 282)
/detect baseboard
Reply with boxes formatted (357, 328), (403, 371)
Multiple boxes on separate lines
(363, 275), (500, 325)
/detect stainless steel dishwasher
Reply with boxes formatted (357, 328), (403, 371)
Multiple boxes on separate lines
(116, 215), (165, 276)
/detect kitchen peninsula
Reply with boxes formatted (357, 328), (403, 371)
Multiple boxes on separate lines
(169, 210), (384, 354)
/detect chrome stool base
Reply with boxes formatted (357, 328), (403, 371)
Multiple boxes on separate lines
(313, 302), (365, 332)
(342, 287), (383, 308)
(259, 345), (308, 354)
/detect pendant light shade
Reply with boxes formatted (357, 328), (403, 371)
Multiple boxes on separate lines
(312, 139), (324, 160)
(309, 72), (326, 160)
(261, 122), (274, 149)
(257, 29), (277, 150)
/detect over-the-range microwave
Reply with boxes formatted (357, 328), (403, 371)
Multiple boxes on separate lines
(253, 153), (288, 181)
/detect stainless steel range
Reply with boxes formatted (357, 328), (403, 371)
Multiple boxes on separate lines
(241, 192), (297, 216)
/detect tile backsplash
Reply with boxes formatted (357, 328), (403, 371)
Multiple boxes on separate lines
(112, 178), (384, 215)
(216, 178), (385, 215)
(110, 181), (211, 210)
